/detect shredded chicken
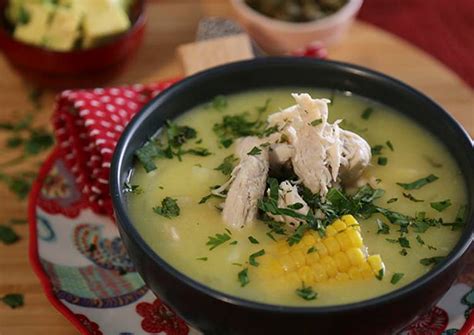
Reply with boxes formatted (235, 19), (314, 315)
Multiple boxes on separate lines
(221, 137), (269, 229)
(268, 181), (310, 228)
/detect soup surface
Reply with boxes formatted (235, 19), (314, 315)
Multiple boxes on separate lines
(128, 88), (466, 306)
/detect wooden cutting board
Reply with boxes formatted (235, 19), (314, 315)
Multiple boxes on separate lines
(0, 1), (472, 334)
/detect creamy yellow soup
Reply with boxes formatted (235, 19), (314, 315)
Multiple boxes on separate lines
(128, 88), (466, 306)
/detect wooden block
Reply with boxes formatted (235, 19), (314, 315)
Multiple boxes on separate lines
(177, 33), (254, 75)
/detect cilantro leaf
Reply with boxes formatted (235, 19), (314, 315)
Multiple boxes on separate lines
(249, 249), (265, 266)
(212, 95), (227, 112)
(296, 283), (317, 301)
(430, 199), (452, 212)
(214, 155), (238, 175)
(377, 156), (388, 166)
(206, 233), (231, 250)
(0, 225), (20, 244)
(403, 193), (424, 202)
(153, 197), (180, 219)
(375, 268), (385, 281)
(361, 107), (374, 120)
(238, 268), (249, 287)
(397, 174), (439, 190)
(310, 119), (322, 126)
(386, 140), (394, 151)
(123, 182), (143, 195)
(420, 256), (445, 267)
(196, 257), (208, 261)
(1, 293), (24, 308)
(247, 146), (262, 156)
(387, 198), (398, 204)
(307, 246), (316, 254)
(376, 219), (390, 235)
(398, 237), (411, 248)
(248, 236), (259, 244)
(390, 273), (404, 285)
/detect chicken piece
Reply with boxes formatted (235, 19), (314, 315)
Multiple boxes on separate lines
(340, 129), (372, 184)
(268, 143), (294, 173)
(221, 137), (269, 229)
(268, 181), (310, 228)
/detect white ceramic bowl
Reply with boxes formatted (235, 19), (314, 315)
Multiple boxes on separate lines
(230, 0), (363, 54)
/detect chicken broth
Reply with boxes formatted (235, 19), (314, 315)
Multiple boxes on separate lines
(128, 88), (466, 306)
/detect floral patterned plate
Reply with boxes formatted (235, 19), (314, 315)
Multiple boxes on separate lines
(29, 147), (474, 335)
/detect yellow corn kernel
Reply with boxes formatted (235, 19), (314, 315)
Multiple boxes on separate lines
(320, 256), (338, 277)
(368, 255), (384, 274)
(348, 267), (362, 280)
(360, 262), (374, 279)
(332, 219), (347, 232)
(342, 214), (359, 227)
(335, 272), (350, 281)
(279, 254), (296, 272)
(311, 264), (328, 282)
(334, 252), (351, 272)
(298, 266), (313, 283)
(301, 233), (316, 246)
(325, 225), (338, 237)
(346, 228), (363, 248)
(315, 241), (328, 257)
(323, 236), (341, 255)
(346, 248), (365, 266)
(290, 250), (306, 268)
(306, 250), (320, 265)
(335, 231), (352, 251)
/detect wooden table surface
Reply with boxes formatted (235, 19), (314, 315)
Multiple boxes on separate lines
(0, 1), (472, 334)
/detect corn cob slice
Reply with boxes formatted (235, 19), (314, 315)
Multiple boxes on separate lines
(256, 215), (385, 284)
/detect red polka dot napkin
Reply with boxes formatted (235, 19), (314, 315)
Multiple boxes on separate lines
(52, 79), (179, 217)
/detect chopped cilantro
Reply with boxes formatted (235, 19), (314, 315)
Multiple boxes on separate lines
(153, 197), (180, 219)
(377, 157), (388, 166)
(212, 95), (227, 112)
(166, 121), (197, 147)
(185, 147), (212, 156)
(247, 146), (262, 156)
(248, 236), (259, 244)
(220, 138), (233, 148)
(196, 257), (208, 261)
(123, 182), (143, 195)
(249, 249), (265, 266)
(387, 198), (398, 204)
(397, 174), (439, 190)
(1, 293), (24, 309)
(430, 200), (452, 212)
(0, 225), (20, 245)
(230, 240), (238, 245)
(310, 119), (322, 126)
(206, 233), (231, 250)
(287, 224), (309, 246)
(403, 193), (424, 202)
(214, 155), (238, 175)
(375, 268), (384, 281)
(296, 283), (317, 301)
(376, 219), (390, 235)
(361, 107), (374, 120)
(371, 145), (383, 156)
(288, 203), (304, 210)
(398, 237), (411, 248)
(452, 205), (467, 230)
(199, 194), (213, 204)
(386, 140), (394, 151)
(390, 273), (404, 285)
(135, 141), (164, 172)
(307, 246), (316, 254)
(399, 248), (408, 256)
(420, 256), (445, 267)
(232, 262), (243, 266)
(238, 268), (249, 287)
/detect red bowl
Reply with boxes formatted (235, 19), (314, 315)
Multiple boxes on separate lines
(0, 0), (146, 88)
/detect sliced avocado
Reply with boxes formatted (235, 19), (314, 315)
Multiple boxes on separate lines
(43, 7), (82, 51)
(13, 3), (54, 46)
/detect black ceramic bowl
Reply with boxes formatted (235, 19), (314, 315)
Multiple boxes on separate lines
(110, 58), (474, 335)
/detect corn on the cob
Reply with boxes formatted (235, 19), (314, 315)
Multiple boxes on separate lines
(256, 215), (384, 284)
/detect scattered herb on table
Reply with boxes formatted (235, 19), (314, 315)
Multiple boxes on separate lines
(390, 273), (404, 285)
(249, 249), (265, 266)
(430, 200), (452, 212)
(1, 293), (24, 309)
(153, 197), (180, 218)
(0, 225), (20, 245)
(296, 282), (317, 301)
(206, 233), (231, 250)
(214, 155), (238, 175)
(361, 107), (374, 120)
(397, 174), (439, 190)
(0, 171), (36, 200)
(238, 268), (249, 287)
(402, 193), (424, 202)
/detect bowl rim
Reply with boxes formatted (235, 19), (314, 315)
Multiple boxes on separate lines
(230, 0), (363, 32)
(0, 0), (146, 55)
(110, 57), (474, 314)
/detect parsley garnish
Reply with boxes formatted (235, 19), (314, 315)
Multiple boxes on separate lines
(249, 249), (265, 266)
(310, 119), (322, 126)
(451, 205), (467, 230)
(420, 256), (445, 267)
(0, 171), (36, 200)
(230, 240), (238, 245)
(398, 236), (411, 248)
(153, 197), (180, 219)
(248, 236), (259, 244)
(247, 146), (262, 156)
(196, 257), (208, 261)
(307, 246), (316, 254)
(135, 141), (165, 172)
(376, 219), (390, 235)
(185, 147), (212, 156)
(430, 200), (452, 212)
(377, 157), (388, 166)
(390, 273), (404, 285)
(206, 233), (231, 250)
(387, 198), (398, 204)
(296, 282), (317, 300)
(371, 145), (383, 156)
(361, 107), (374, 120)
(416, 235), (425, 246)
(1, 293), (24, 309)
(397, 174), (439, 190)
(238, 268), (249, 287)
(375, 268), (384, 281)
(0, 225), (20, 245)
(399, 248), (408, 256)
(386, 140), (394, 151)
(211, 95), (227, 112)
(403, 193), (424, 202)
(215, 155), (238, 175)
